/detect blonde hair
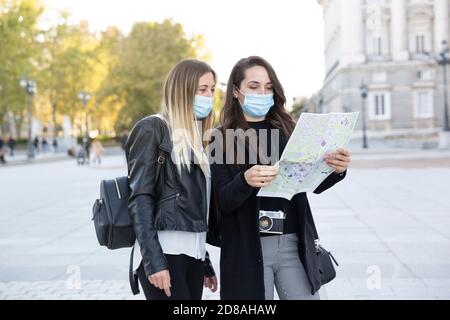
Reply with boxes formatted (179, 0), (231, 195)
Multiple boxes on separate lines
(160, 59), (216, 175)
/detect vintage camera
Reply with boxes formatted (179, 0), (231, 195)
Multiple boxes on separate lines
(259, 210), (286, 234)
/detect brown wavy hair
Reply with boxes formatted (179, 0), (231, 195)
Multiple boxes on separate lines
(220, 56), (295, 137)
(218, 56), (295, 166)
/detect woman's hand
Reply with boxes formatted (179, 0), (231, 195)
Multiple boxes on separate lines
(244, 165), (279, 188)
(325, 148), (351, 174)
(148, 269), (171, 297)
(204, 276), (218, 293)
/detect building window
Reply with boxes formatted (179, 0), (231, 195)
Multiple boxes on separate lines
(415, 34), (426, 54)
(417, 69), (434, 81)
(375, 94), (385, 116)
(374, 37), (382, 56)
(415, 90), (433, 118)
(369, 92), (391, 120)
(368, 36), (383, 57)
(373, 72), (387, 83)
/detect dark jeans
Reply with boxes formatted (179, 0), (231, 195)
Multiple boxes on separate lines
(136, 254), (204, 300)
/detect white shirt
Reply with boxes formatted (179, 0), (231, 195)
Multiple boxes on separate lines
(132, 156), (211, 273)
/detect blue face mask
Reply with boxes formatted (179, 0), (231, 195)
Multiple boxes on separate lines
(194, 95), (214, 119)
(239, 90), (274, 117)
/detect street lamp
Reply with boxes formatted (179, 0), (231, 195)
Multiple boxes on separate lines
(359, 82), (369, 149)
(437, 40), (450, 132)
(78, 91), (91, 141)
(78, 91), (91, 164)
(19, 76), (37, 159)
(318, 92), (324, 113)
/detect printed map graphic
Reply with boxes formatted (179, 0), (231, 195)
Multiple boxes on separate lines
(257, 112), (359, 200)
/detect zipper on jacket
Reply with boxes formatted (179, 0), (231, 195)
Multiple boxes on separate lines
(201, 168), (208, 229)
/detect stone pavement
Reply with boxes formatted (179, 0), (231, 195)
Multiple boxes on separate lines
(0, 149), (69, 167)
(0, 146), (123, 167)
(0, 147), (449, 300)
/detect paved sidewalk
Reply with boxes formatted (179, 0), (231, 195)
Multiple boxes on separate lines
(0, 146), (124, 167)
(0, 150), (449, 300)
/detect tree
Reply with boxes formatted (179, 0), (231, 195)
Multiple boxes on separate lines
(1, 4), (210, 140)
(89, 26), (124, 136)
(100, 19), (205, 131)
(38, 12), (101, 139)
(291, 98), (308, 119)
(0, 0), (44, 135)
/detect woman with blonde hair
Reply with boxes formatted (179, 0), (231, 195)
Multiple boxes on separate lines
(125, 59), (220, 300)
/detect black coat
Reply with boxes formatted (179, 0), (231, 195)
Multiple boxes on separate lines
(210, 131), (346, 300)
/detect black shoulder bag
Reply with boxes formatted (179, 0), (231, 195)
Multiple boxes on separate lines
(310, 216), (339, 285)
(314, 239), (339, 285)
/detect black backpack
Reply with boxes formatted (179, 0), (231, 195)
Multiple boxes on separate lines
(92, 116), (169, 294)
(92, 144), (167, 250)
(92, 176), (135, 250)
(92, 149), (166, 296)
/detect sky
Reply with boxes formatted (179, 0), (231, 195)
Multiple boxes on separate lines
(42, 0), (326, 105)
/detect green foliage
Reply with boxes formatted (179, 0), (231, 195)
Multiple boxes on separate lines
(291, 100), (307, 119)
(0, 0), (44, 128)
(0, 2), (207, 137)
(101, 19), (200, 130)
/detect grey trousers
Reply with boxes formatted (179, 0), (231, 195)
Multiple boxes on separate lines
(261, 233), (320, 300)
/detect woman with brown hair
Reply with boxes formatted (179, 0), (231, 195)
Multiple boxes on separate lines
(210, 56), (351, 300)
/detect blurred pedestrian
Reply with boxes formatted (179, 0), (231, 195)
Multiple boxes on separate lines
(52, 138), (58, 153)
(33, 136), (40, 154)
(82, 137), (91, 165)
(76, 144), (86, 165)
(68, 146), (76, 158)
(0, 135), (6, 165)
(7, 135), (16, 156)
(91, 139), (104, 165)
(42, 138), (49, 153)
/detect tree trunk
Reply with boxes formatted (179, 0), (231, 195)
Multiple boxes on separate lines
(52, 101), (58, 139)
(16, 110), (25, 140)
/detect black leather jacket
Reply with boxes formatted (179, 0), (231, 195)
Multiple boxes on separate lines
(125, 115), (220, 278)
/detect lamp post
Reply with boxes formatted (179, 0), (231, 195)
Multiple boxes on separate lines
(359, 82), (369, 149)
(437, 40), (450, 132)
(78, 91), (91, 164)
(318, 92), (324, 114)
(19, 76), (37, 159)
(78, 91), (91, 141)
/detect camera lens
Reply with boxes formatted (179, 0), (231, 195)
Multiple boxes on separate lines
(259, 216), (273, 232)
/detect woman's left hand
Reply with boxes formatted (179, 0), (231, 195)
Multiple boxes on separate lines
(204, 276), (218, 293)
(325, 148), (351, 174)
